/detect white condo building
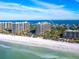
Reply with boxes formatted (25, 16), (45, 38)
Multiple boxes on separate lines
(3, 22), (12, 30)
(36, 22), (51, 35)
(12, 22), (30, 34)
(0, 22), (3, 32)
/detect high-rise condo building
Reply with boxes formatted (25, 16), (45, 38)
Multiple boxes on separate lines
(36, 22), (51, 35)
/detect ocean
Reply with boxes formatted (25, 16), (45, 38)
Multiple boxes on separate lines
(0, 41), (79, 59)
(0, 20), (79, 24)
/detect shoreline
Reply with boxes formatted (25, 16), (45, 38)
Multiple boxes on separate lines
(0, 34), (79, 54)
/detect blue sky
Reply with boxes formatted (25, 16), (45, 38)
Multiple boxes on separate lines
(0, 0), (79, 20)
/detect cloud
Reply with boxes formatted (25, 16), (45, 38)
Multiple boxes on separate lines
(0, 2), (45, 12)
(0, 1), (79, 20)
(0, 2), (50, 20)
(32, 0), (64, 9)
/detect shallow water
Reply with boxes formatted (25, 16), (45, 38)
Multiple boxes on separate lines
(0, 41), (79, 59)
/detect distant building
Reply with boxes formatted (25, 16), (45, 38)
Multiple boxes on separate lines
(36, 22), (51, 35)
(63, 30), (79, 39)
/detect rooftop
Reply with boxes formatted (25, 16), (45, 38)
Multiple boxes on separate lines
(65, 30), (79, 32)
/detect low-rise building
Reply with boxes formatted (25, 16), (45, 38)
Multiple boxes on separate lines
(63, 30), (79, 39)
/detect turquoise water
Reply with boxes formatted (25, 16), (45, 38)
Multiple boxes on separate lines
(0, 41), (79, 59)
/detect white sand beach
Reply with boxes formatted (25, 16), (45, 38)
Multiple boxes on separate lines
(0, 34), (79, 54)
